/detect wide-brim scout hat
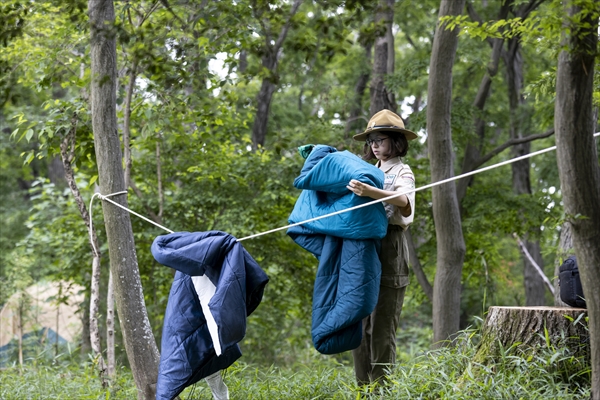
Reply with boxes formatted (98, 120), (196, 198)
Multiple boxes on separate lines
(353, 109), (418, 141)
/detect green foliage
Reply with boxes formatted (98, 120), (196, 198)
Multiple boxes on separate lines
(0, 328), (590, 399)
(2, 0), (597, 379)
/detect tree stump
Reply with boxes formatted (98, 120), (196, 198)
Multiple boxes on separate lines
(473, 306), (589, 365)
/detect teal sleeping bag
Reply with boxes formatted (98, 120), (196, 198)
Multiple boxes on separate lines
(287, 145), (387, 354)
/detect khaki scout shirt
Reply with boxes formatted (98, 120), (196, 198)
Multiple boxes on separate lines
(375, 156), (415, 230)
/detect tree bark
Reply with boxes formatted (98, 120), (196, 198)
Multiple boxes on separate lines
(156, 137), (164, 219)
(88, 1), (160, 398)
(17, 293), (24, 367)
(345, 39), (372, 136)
(369, 0), (396, 115)
(252, 78), (277, 148)
(250, 0), (302, 149)
(503, 32), (546, 306)
(123, 60), (137, 187)
(456, 0), (509, 204)
(554, 1), (600, 397)
(80, 293), (92, 357)
(60, 115), (108, 383)
(472, 306), (589, 365)
(107, 270), (115, 377)
(405, 228), (433, 302)
(553, 222), (573, 307)
(427, 0), (466, 347)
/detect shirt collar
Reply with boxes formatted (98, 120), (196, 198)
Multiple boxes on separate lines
(376, 156), (403, 172)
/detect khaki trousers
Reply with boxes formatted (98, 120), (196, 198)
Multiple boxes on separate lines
(352, 225), (409, 385)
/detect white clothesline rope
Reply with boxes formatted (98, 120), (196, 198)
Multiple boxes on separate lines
(89, 190), (174, 255)
(89, 132), (600, 244)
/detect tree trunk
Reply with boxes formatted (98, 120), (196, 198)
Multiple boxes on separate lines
(426, 0), (466, 348)
(553, 222), (573, 307)
(369, 0), (396, 115)
(252, 77), (277, 149)
(251, 0), (302, 149)
(472, 306), (589, 365)
(456, 36), (504, 204)
(520, 238), (546, 305)
(17, 293), (24, 367)
(107, 270), (115, 377)
(456, 0), (510, 204)
(503, 35), (546, 306)
(156, 138), (164, 218)
(80, 293), (92, 357)
(123, 60), (137, 187)
(88, 1), (160, 398)
(345, 39), (372, 136)
(90, 255), (108, 379)
(405, 228), (433, 302)
(60, 116), (107, 383)
(554, 2), (600, 397)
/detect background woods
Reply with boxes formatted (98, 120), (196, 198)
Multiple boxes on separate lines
(0, 0), (598, 398)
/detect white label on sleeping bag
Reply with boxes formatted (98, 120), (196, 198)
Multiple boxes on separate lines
(191, 275), (221, 356)
(384, 174), (396, 185)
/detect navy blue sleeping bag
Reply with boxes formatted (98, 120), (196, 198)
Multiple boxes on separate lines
(287, 145), (387, 354)
(151, 231), (269, 400)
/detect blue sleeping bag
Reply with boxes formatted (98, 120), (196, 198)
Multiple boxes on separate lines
(151, 231), (269, 400)
(287, 145), (387, 354)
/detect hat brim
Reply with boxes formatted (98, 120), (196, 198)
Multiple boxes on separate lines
(353, 126), (418, 141)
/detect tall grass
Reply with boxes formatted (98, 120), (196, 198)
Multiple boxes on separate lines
(0, 328), (590, 399)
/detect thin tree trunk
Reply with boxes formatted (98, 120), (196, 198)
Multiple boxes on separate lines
(123, 60), (138, 187)
(503, 35), (546, 306)
(345, 40), (372, 136)
(17, 293), (24, 367)
(298, 32), (321, 112)
(426, 0), (466, 348)
(90, 255), (107, 379)
(457, 0), (510, 203)
(60, 115), (108, 383)
(369, 0), (396, 115)
(251, 0), (302, 149)
(156, 138), (164, 218)
(456, 34), (504, 203)
(554, 2), (600, 397)
(80, 293), (91, 357)
(252, 78), (277, 148)
(55, 282), (61, 357)
(405, 228), (433, 302)
(88, 1), (160, 398)
(553, 222), (572, 307)
(107, 271), (115, 377)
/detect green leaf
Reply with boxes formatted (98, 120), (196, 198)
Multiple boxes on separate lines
(24, 151), (34, 165)
(25, 129), (34, 142)
(88, 175), (98, 187)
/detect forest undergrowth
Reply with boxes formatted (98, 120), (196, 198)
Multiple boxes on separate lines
(0, 327), (590, 400)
